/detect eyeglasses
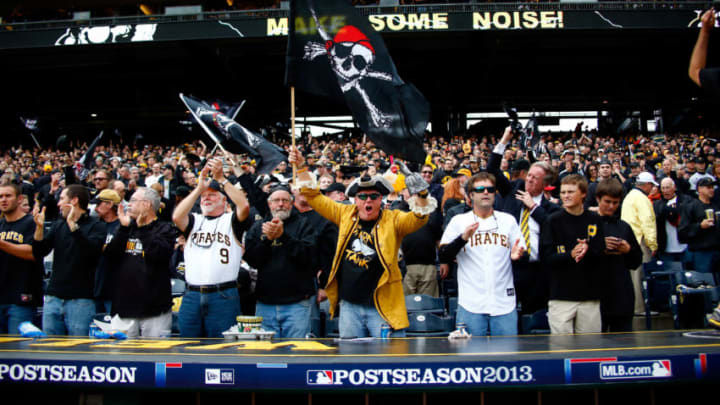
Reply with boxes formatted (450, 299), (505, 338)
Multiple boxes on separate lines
(356, 193), (381, 201)
(129, 197), (148, 203)
(421, 171), (433, 174)
(471, 186), (496, 194)
(94, 177), (108, 181)
(268, 198), (292, 204)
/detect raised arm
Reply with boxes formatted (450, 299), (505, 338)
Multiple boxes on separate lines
(690, 9), (716, 86)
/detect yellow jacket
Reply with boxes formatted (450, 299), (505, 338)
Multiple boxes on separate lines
(620, 188), (658, 252)
(302, 188), (430, 330)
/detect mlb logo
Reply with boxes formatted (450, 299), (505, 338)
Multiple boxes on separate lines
(307, 370), (334, 385)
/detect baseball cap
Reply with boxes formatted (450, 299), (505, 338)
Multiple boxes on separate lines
(636, 172), (658, 186)
(322, 182), (346, 195)
(93, 189), (121, 205)
(697, 177), (716, 188)
(455, 168), (472, 178)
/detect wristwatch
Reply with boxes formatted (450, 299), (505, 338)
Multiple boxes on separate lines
(220, 178), (229, 187)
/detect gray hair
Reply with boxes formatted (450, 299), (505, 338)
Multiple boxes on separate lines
(137, 187), (161, 212)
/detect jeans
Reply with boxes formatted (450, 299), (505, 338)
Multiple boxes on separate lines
(178, 287), (241, 338)
(0, 304), (35, 335)
(338, 300), (406, 338)
(255, 298), (312, 338)
(42, 296), (96, 336)
(691, 250), (720, 275)
(456, 305), (518, 336)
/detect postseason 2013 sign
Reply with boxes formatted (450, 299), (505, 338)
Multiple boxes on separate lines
(0, 355), (714, 390)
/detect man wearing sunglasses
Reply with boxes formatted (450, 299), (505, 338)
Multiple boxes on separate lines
(288, 146), (437, 338)
(439, 172), (526, 336)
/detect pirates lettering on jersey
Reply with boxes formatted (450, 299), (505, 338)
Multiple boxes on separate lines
(125, 238), (144, 257)
(344, 230), (376, 270)
(190, 231), (232, 247)
(467, 232), (509, 249)
(0, 231), (24, 244)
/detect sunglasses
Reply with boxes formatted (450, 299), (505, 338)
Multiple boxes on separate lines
(356, 193), (382, 201)
(421, 171), (433, 174)
(471, 186), (496, 194)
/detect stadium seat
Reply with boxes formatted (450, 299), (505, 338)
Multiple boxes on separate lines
(520, 309), (550, 335)
(170, 278), (186, 297)
(405, 294), (445, 314)
(93, 312), (112, 324)
(643, 260), (681, 313)
(406, 312), (454, 337)
(669, 271), (719, 329)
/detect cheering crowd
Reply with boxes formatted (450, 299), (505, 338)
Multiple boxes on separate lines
(0, 119), (719, 339)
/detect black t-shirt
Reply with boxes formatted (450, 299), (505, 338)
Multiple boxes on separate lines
(0, 214), (43, 306)
(338, 219), (383, 305)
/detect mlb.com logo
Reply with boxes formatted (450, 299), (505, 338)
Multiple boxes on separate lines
(205, 368), (235, 385)
(600, 360), (672, 380)
(307, 370), (334, 385)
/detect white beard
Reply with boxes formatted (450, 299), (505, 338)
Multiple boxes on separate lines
(271, 208), (291, 221)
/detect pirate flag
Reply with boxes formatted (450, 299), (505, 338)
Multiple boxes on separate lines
(180, 94), (286, 175)
(75, 131), (104, 181)
(285, 0), (429, 163)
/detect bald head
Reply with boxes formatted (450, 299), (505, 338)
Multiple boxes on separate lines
(660, 177), (676, 200)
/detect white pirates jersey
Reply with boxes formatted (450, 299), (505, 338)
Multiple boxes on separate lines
(184, 212), (244, 286)
(440, 210), (524, 316)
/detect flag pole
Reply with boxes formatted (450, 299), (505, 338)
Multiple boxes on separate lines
(291, 86), (297, 184)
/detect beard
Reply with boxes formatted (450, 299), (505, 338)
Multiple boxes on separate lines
(271, 207), (291, 221)
(201, 200), (224, 216)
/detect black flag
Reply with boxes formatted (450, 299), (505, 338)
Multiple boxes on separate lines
(285, 0), (429, 163)
(180, 94), (286, 175)
(75, 131), (104, 180)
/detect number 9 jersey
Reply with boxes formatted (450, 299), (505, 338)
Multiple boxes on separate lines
(183, 212), (247, 286)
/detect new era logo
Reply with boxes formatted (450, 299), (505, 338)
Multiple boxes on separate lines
(307, 370), (333, 385)
(205, 368), (234, 385)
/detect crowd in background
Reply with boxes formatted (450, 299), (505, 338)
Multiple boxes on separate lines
(0, 122), (719, 338)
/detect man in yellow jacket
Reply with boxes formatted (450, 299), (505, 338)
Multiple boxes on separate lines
(289, 146), (437, 337)
(620, 171), (658, 316)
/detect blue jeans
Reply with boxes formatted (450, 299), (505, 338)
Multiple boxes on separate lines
(0, 304), (35, 335)
(178, 287), (241, 338)
(255, 298), (312, 338)
(338, 300), (406, 338)
(691, 251), (720, 275)
(456, 305), (518, 336)
(42, 296), (96, 336)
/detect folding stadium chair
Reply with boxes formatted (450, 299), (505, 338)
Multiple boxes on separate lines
(520, 309), (550, 335)
(669, 271), (719, 329)
(406, 312), (455, 337)
(642, 260), (683, 330)
(405, 294), (445, 314)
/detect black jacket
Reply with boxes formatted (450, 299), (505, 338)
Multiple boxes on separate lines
(104, 220), (175, 318)
(33, 213), (107, 299)
(653, 193), (691, 254)
(678, 198), (720, 251)
(540, 210), (606, 301)
(244, 208), (318, 305)
(599, 215), (643, 316)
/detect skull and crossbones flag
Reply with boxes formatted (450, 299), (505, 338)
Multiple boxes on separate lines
(285, 0), (429, 163)
(180, 94), (287, 175)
